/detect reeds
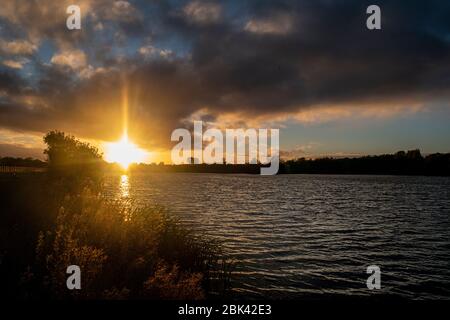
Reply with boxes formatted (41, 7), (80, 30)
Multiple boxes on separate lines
(1, 173), (231, 299)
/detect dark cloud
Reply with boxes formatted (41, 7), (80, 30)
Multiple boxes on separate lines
(1, 0), (450, 150)
(0, 71), (26, 94)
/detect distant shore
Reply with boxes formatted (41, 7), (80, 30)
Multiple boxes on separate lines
(2, 149), (450, 176)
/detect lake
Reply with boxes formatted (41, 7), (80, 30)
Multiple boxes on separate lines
(105, 173), (450, 299)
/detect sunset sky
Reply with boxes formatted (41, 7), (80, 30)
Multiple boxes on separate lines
(1, 0), (450, 162)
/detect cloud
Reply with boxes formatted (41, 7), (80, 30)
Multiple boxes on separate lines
(0, 129), (44, 158)
(50, 49), (87, 69)
(0, 143), (44, 158)
(2, 59), (28, 69)
(138, 45), (174, 59)
(0, 70), (27, 95)
(244, 13), (294, 35)
(183, 1), (222, 25)
(0, 0), (92, 46)
(280, 143), (320, 159)
(0, 0), (144, 49)
(0, 39), (37, 55)
(49, 49), (104, 79)
(113, 1), (134, 16)
(0, 0), (450, 155)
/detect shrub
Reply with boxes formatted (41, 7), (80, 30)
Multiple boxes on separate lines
(43, 131), (104, 183)
(26, 185), (230, 299)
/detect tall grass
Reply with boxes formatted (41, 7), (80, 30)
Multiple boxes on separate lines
(1, 173), (231, 300)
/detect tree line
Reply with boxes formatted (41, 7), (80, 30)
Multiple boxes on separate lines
(134, 149), (450, 176)
(1, 131), (449, 176)
(0, 157), (47, 168)
(279, 150), (450, 176)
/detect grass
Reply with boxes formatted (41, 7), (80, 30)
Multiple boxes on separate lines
(0, 172), (231, 300)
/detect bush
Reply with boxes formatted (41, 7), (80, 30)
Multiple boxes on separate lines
(43, 131), (104, 182)
(1, 131), (232, 299)
(23, 184), (230, 299)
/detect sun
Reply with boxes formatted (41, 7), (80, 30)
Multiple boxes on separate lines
(104, 133), (148, 169)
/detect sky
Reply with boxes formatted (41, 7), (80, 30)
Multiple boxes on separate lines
(0, 0), (450, 162)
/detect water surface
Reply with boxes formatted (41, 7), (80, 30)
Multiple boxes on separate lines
(106, 173), (450, 299)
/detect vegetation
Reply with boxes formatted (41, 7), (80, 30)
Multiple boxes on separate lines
(280, 150), (450, 176)
(0, 131), (231, 300)
(0, 157), (46, 168)
(1, 132), (448, 300)
(43, 131), (105, 180)
(129, 149), (450, 176)
(3, 145), (450, 176)
(31, 188), (228, 299)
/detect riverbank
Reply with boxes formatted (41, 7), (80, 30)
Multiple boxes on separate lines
(0, 173), (231, 299)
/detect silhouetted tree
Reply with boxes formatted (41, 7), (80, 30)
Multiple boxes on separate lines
(43, 131), (104, 179)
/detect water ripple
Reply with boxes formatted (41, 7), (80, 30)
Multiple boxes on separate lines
(105, 173), (450, 299)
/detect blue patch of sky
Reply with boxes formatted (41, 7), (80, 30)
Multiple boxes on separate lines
(36, 39), (55, 64)
(282, 105), (450, 155)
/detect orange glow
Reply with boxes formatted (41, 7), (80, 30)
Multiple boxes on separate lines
(104, 133), (148, 169)
(104, 77), (149, 169)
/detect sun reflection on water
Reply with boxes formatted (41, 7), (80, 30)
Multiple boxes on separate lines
(120, 174), (130, 198)
(119, 174), (132, 221)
